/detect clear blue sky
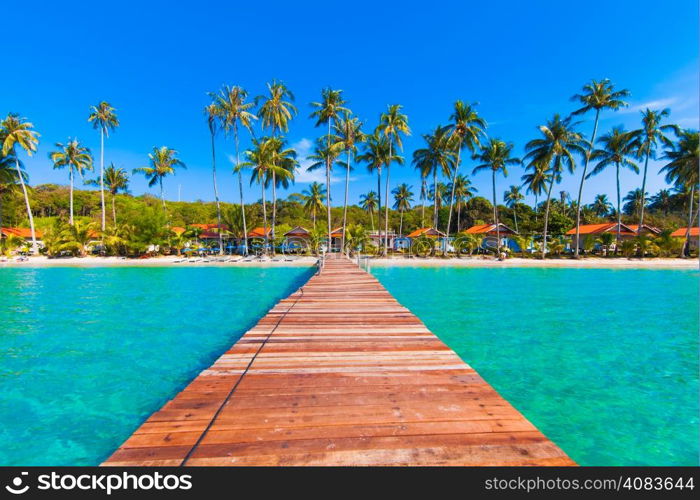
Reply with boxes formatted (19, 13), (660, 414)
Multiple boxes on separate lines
(3, 0), (698, 207)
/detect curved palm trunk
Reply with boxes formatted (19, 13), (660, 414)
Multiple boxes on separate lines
(377, 168), (382, 247)
(235, 128), (248, 256)
(399, 208), (404, 236)
(369, 209), (375, 232)
(159, 177), (167, 214)
(445, 145), (461, 241)
(636, 145), (652, 258)
(99, 128), (106, 232)
(615, 163), (622, 254)
(493, 170), (500, 255)
(513, 204), (518, 234)
(15, 157), (37, 252)
(272, 171), (277, 255)
(574, 109), (600, 258)
(457, 202), (462, 232)
(69, 167), (74, 226)
(433, 167), (438, 228)
(682, 184), (695, 257)
(341, 150), (351, 255)
(261, 184), (268, 254)
(421, 179), (426, 227)
(541, 175), (556, 259)
(210, 129), (223, 255)
(534, 194), (539, 223)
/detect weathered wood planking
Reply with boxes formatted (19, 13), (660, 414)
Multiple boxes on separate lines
(103, 257), (574, 466)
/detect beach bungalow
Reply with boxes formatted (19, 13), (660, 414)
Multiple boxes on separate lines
(1, 227), (44, 249)
(283, 226), (310, 252)
(368, 230), (398, 250)
(670, 227), (699, 250)
(406, 227), (446, 239)
(247, 227), (272, 239)
(565, 222), (636, 251)
(464, 223), (518, 252)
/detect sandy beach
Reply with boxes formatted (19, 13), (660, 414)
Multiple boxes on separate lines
(0, 255), (697, 269)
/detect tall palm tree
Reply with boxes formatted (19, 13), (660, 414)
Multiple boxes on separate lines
(377, 104), (410, 255)
(333, 112), (365, 253)
(412, 125), (455, 229)
(589, 126), (639, 244)
(88, 101), (119, 231)
(360, 191), (379, 231)
(357, 131), (399, 242)
(49, 139), (93, 225)
(0, 113), (40, 251)
(524, 114), (587, 258)
(103, 164), (129, 225)
(204, 102), (224, 254)
(446, 101), (487, 238)
(570, 79), (629, 257)
(306, 137), (342, 232)
(311, 88), (348, 247)
(213, 85), (257, 255)
(473, 139), (520, 253)
(268, 137), (297, 246)
(521, 162), (549, 222)
(243, 137), (272, 250)
(590, 194), (612, 217)
(257, 80), (297, 244)
(450, 174), (476, 232)
(428, 182), (449, 213)
(630, 108), (679, 235)
(503, 184), (524, 233)
(392, 183), (414, 236)
(133, 146), (186, 214)
(660, 130), (699, 256)
(300, 182), (326, 228)
(419, 172), (428, 226)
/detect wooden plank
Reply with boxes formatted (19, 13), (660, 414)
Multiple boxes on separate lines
(103, 256), (574, 466)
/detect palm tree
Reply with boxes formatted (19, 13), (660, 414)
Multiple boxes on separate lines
(450, 174), (476, 232)
(630, 108), (679, 234)
(660, 130), (699, 256)
(591, 194), (612, 217)
(377, 104), (410, 255)
(588, 126), (639, 244)
(419, 172), (428, 226)
(0, 113), (40, 252)
(267, 137), (297, 245)
(570, 79), (629, 257)
(473, 139), (520, 253)
(0, 148), (25, 232)
(392, 183), (414, 236)
(521, 162), (549, 222)
(256, 80), (297, 245)
(360, 191), (379, 231)
(244, 137), (273, 250)
(133, 147), (185, 214)
(428, 182), (449, 212)
(623, 188), (647, 218)
(412, 125), (455, 229)
(204, 102), (224, 254)
(503, 185), (524, 233)
(524, 114), (587, 258)
(311, 88), (348, 246)
(446, 101), (487, 238)
(650, 188), (673, 216)
(103, 164), (129, 225)
(49, 139), (93, 226)
(300, 182), (326, 228)
(307, 137), (342, 232)
(88, 101), (119, 232)
(333, 111), (365, 253)
(357, 131), (400, 243)
(213, 85), (257, 255)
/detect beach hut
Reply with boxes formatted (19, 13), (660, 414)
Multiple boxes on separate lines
(406, 227), (446, 238)
(626, 224), (662, 236)
(283, 226), (310, 252)
(565, 222), (636, 251)
(670, 227), (699, 250)
(247, 227), (272, 239)
(1, 227), (44, 249)
(463, 223), (518, 252)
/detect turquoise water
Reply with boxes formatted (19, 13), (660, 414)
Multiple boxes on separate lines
(372, 266), (699, 466)
(0, 266), (313, 466)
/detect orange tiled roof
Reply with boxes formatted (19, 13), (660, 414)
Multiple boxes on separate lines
(564, 223), (636, 236)
(247, 227), (272, 238)
(284, 226), (310, 237)
(407, 227), (445, 238)
(671, 227), (699, 237)
(626, 224), (661, 234)
(464, 223), (517, 235)
(1, 227), (43, 239)
(190, 223), (229, 231)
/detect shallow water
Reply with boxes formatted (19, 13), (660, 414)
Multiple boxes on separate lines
(371, 266), (699, 466)
(0, 266), (313, 465)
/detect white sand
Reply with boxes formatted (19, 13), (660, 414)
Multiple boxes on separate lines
(0, 255), (697, 269)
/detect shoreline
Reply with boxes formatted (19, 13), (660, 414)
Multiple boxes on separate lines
(0, 255), (697, 269)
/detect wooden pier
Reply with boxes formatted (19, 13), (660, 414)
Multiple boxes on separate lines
(104, 257), (574, 466)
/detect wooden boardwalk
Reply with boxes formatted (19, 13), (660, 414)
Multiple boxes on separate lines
(104, 257), (574, 466)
